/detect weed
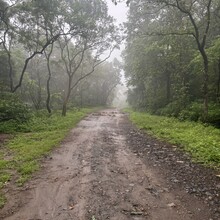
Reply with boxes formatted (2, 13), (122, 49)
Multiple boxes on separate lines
(0, 194), (6, 208)
(0, 172), (11, 189)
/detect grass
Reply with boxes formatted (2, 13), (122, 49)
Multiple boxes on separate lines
(127, 110), (220, 168)
(0, 194), (6, 208)
(0, 108), (93, 205)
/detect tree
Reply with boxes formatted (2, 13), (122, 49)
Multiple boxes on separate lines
(71, 60), (121, 107)
(56, 0), (120, 116)
(124, 0), (220, 120)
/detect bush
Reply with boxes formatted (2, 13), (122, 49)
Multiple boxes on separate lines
(178, 102), (220, 125)
(207, 103), (220, 127)
(0, 92), (30, 123)
(129, 110), (220, 167)
(157, 100), (183, 117)
(178, 102), (202, 121)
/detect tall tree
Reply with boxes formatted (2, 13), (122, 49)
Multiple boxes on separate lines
(124, 0), (220, 120)
(57, 0), (119, 116)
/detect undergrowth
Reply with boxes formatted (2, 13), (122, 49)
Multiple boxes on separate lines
(127, 110), (220, 168)
(0, 108), (92, 206)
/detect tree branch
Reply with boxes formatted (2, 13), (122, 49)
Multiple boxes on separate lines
(70, 46), (115, 90)
(201, 0), (212, 48)
(12, 33), (60, 92)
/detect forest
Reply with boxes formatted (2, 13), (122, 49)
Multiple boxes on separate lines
(0, 0), (122, 130)
(1, 0), (220, 126)
(124, 0), (220, 126)
(0, 0), (220, 217)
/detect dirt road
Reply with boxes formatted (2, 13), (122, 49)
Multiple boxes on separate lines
(1, 109), (220, 220)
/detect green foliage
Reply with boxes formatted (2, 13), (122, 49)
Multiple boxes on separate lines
(178, 102), (202, 121)
(153, 101), (220, 126)
(0, 108), (93, 206)
(0, 92), (30, 124)
(0, 160), (8, 170)
(0, 194), (6, 208)
(124, 0), (220, 121)
(5, 108), (91, 183)
(128, 110), (220, 167)
(157, 100), (183, 117)
(207, 103), (220, 125)
(0, 173), (11, 189)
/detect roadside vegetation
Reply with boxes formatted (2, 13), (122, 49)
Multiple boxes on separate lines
(124, 0), (220, 126)
(127, 110), (220, 168)
(0, 0), (122, 209)
(123, 1), (220, 169)
(0, 107), (93, 207)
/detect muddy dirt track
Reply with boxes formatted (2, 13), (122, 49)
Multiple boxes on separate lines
(1, 109), (220, 220)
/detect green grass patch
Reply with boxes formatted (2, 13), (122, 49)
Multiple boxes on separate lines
(127, 110), (220, 168)
(0, 160), (8, 170)
(0, 194), (6, 208)
(0, 108), (93, 192)
(0, 172), (11, 189)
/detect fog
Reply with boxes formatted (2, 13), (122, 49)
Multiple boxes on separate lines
(106, 0), (129, 108)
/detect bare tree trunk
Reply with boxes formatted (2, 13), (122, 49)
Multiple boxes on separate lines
(62, 79), (72, 116)
(44, 43), (54, 113)
(2, 33), (14, 92)
(12, 34), (60, 93)
(36, 70), (42, 110)
(7, 52), (13, 92)
(217, 58), (220, 103)
(46, 72), (52, 114)
(166, 72), (171, 104)
(62, 95), (70, 116)
(62, 99), (68, 116)
(199, 48), (209, 121)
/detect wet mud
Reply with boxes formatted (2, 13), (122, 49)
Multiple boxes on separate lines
(0, 110), (219, 220)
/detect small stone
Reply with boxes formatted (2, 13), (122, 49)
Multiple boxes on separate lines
(168, 203), (176, 208)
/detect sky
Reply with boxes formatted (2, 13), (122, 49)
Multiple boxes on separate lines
(106, 0), (128, 62)
(106, 0), (129, 105)
(107, 0), (128, 24)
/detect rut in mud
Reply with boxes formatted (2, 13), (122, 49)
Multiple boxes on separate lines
(0, 110), (220, 220)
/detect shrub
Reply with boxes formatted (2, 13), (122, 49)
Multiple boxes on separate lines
(0, 92), (30, 123)
(158, 100), (183, 117)
(207, 103), (220, 127)
(178, 102), (202, 121)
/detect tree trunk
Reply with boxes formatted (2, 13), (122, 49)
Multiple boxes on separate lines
(3, 39), (14, 92)
(62, 79), (72, 116)
(166, 72), (171, 104)
(36, 70), (42, 110)
(8, 53), (14, 92)
(200, 48), (209, 121)
(80, 89), (83, 108)
(62, 99), (68, 116)
(46, 73), (51, 114)
(45, 44), (53, 114)
(217, 58), (220, 103)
